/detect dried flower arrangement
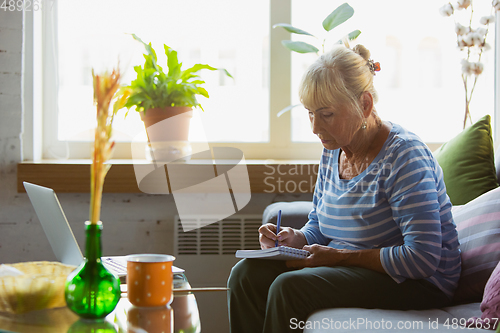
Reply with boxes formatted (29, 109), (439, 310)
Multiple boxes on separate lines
(439, 0), (499, 128)
(90, 67), (129, 224)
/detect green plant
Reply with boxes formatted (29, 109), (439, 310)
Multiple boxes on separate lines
(123, 34), (232, 114)
(273, 2), (360, 116)
(273, 2), (360, 55)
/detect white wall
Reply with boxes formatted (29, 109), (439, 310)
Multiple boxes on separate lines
(0, 10), (312, 332)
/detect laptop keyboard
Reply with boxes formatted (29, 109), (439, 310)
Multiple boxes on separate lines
(102, 257), (185, 276)
(102, 257), (127, 275)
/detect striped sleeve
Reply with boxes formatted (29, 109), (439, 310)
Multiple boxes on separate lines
(301, 150), (332, 246)
(380, 141), (443, 282)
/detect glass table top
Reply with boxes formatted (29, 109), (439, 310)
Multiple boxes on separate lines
(0, 274), (201, 333)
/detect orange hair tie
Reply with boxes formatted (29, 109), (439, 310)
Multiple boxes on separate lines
(367, 60), (381, 75)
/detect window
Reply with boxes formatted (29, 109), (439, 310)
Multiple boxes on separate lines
(290, 0), (496, 143)
(26, 0), (498, 161)
(37, 0), (279, 159)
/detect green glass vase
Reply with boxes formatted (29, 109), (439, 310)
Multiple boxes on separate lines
(65, 221), (121, 320)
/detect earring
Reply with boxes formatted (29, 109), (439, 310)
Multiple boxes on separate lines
(361, 121), (367, 130)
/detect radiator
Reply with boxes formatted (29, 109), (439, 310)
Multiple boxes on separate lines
(173, 215), (262, 287)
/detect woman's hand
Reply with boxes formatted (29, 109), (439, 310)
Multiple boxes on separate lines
(286, 244), (341, 268)
(286, 245), (386, 274)
(258, 224), (307, 249)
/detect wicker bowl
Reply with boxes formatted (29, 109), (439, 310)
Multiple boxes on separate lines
(0, 261), (76, 314)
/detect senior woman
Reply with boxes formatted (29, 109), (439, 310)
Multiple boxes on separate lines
(227, 44), (461, 333)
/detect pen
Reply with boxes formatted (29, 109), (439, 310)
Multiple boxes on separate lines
(275, 210), (282, 247)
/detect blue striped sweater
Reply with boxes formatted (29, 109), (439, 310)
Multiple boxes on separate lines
(300, 123), (461, 298)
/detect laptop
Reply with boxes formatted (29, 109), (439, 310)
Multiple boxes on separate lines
(23, 182), (184, 279)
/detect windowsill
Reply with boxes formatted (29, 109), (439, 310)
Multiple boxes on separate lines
(17, 159), (319, 194)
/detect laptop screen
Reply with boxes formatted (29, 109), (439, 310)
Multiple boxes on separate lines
(23, 182), (83, 266)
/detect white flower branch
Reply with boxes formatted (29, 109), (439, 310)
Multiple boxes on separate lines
(440, 0), (498, 128)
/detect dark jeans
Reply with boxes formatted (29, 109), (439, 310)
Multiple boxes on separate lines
(227, 259), (452, 333)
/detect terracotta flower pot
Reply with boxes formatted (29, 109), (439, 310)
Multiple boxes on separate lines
(140, 106), (193, 162)
(140, 106), (193, 142)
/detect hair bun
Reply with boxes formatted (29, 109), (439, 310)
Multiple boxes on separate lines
(353, 44), (371, 61)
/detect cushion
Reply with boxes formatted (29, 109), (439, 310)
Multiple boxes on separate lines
(466, 260), (500, 330)
(433, 115), (498, 205)
(306, 304), (482, 333)
(262, 201), (312, 230)
(496, 145), (500, 186)
(453, 186), (500, 303)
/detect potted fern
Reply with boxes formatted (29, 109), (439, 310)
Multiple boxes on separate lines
(122, 34), (232, 161)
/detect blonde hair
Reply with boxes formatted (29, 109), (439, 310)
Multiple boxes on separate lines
(298, 44), (379, 117)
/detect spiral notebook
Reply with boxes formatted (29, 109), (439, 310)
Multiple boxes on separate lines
(235, 246), (310, 260)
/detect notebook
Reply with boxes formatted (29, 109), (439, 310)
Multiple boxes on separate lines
(235, 246), (310, 260)
(23, 182), (184, 278)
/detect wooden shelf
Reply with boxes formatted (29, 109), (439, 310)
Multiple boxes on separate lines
(17, 160), (319, 194)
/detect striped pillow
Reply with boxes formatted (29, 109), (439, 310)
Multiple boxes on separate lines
(452, 187), (500, 303)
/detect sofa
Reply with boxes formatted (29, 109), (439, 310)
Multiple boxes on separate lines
(261, 116), (500, 332)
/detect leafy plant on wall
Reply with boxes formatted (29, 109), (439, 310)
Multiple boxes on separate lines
(273, 2), (360, 116)
(273, 3), (360, 55)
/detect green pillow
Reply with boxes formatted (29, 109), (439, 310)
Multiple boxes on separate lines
(433, 115), (499, 205)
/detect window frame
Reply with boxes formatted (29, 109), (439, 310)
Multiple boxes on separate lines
(22, 0), (499, 162)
